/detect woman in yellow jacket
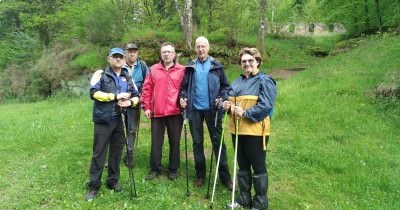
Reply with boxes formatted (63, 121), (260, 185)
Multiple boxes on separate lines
(223, 47), (277, 210)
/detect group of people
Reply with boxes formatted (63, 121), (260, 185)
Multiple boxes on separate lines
(86, 36), (277, 210)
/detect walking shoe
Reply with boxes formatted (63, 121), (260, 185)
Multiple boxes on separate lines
(107, 183), (124, 192)
(168, 171), (178, 180)
(225, 202), (244, 209)
(194, 178), (204, 187)
(85, 190), (98, 201)
(145, 170), (160, 180)
(224, 180), (234, 191)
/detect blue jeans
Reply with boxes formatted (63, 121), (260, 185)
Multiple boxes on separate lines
(189, 110), (231, 183)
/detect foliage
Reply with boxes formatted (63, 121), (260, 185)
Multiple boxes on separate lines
(84, 1), (123, 45)
(0, 0), (400, 102)
(69, 48), (107, 72)
(0, 32), (41, 71)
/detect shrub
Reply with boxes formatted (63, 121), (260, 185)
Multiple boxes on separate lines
(69, 49), (105, 72)
(376, 71), (400, 98)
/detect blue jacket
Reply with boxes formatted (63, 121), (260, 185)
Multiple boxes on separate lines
(179, 56), (230, 119)
(227, 72), (277, 136)
(90, 67), (138, 123)
(124, 58), (149, 93)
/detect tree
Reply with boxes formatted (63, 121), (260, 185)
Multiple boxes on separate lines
(175, 0), (192, 49)
(112, 0), (135, 33)
(258, 0), (267, 55)
(374, 0), (383, 32)
(364, 0), (370, 32)
(207, 0), (214, 33)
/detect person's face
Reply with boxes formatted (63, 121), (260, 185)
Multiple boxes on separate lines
(125, 49), (139, 63)
(160, 45), (176, 65)
(108, 53), (125, 69)
(240, 53), (259, 76)
(195, 41), (209, 61)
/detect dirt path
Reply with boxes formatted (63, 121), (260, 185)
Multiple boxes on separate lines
(268, 67), (305, 80)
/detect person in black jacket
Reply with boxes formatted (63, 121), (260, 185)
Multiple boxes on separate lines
(85, 47), (139, 201)
(179, 36), (233, 191)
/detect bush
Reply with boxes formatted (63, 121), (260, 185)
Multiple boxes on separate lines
(69, 48), (106, 72)
(0, 32), (42, 71)
(376, 71), (400, 99)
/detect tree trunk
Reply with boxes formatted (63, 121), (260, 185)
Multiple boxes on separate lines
(175, 0), (193, 49)
(374, 0), (383, 32)
(208, 0), (213, 33)
(352, 4), (359, 34)
(364, 0), (370, 32)
(258, 0), (267, 55)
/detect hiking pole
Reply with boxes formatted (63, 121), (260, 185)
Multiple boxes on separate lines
(121, 109), (137, 198)
(183, 109), (190, 197)
(207, 98), (221, 199)
(231, 103), (239, 210)
(209, 111), (228, 209)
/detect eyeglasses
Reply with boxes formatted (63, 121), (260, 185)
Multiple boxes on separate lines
(111, 54), (124, 59)
(241, 59), (255, 65)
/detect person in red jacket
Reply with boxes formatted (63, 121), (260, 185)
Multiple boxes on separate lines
(140, 42), (185, 180)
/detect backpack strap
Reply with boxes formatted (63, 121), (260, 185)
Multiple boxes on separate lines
(139, 59), (147, 82)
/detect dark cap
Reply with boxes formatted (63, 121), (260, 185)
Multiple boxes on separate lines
(125, 43), (139, 50)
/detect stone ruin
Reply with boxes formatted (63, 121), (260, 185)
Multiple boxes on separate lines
(272, 22), (347, 36)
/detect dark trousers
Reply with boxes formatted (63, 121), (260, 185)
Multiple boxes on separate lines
(88, 119), (125, 190)
(126, 108), (140, 153)
(189, 110), (231, 183)
(232, 135), (268, 175)
(150, 114), (183, 172)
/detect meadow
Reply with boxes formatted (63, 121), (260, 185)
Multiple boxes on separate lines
(0, 34), (399, 209)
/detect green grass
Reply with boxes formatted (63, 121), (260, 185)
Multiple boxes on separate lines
(1, 35), (399, 209)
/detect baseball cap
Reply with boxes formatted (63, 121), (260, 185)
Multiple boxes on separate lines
(125, 43), (139, 50)
(108, 48), (125, 56)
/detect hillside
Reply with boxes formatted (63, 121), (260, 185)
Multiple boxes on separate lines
(0, 35), (399, 209)
(271, 34), (400, 209)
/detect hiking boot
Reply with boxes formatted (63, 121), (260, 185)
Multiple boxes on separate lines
(252, 173), (268, 210)
(168, 171), (178, 180)
(107, 183), (124, 192)
(194, 178), (204, 187)
(145, 170), (160, 181)
(236, 171), (252, 207)
(85, 190), (98, 201)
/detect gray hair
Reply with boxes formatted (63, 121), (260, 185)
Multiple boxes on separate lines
(195, 36), (210, 48)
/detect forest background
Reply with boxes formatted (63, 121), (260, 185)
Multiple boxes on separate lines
(0, 0), (399, 209)
(0, 0), (399, 101)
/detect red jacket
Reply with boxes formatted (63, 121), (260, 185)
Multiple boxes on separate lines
(141, 62), (185, 118)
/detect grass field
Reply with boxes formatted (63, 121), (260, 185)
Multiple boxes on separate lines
(1, 34), (399, 209)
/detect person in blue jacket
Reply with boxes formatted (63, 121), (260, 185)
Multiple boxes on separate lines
(223, 47), (277, 210)
(85, 47), (139, 201)
(180, 36), (233, 191)
(122, 43), (149, 167)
